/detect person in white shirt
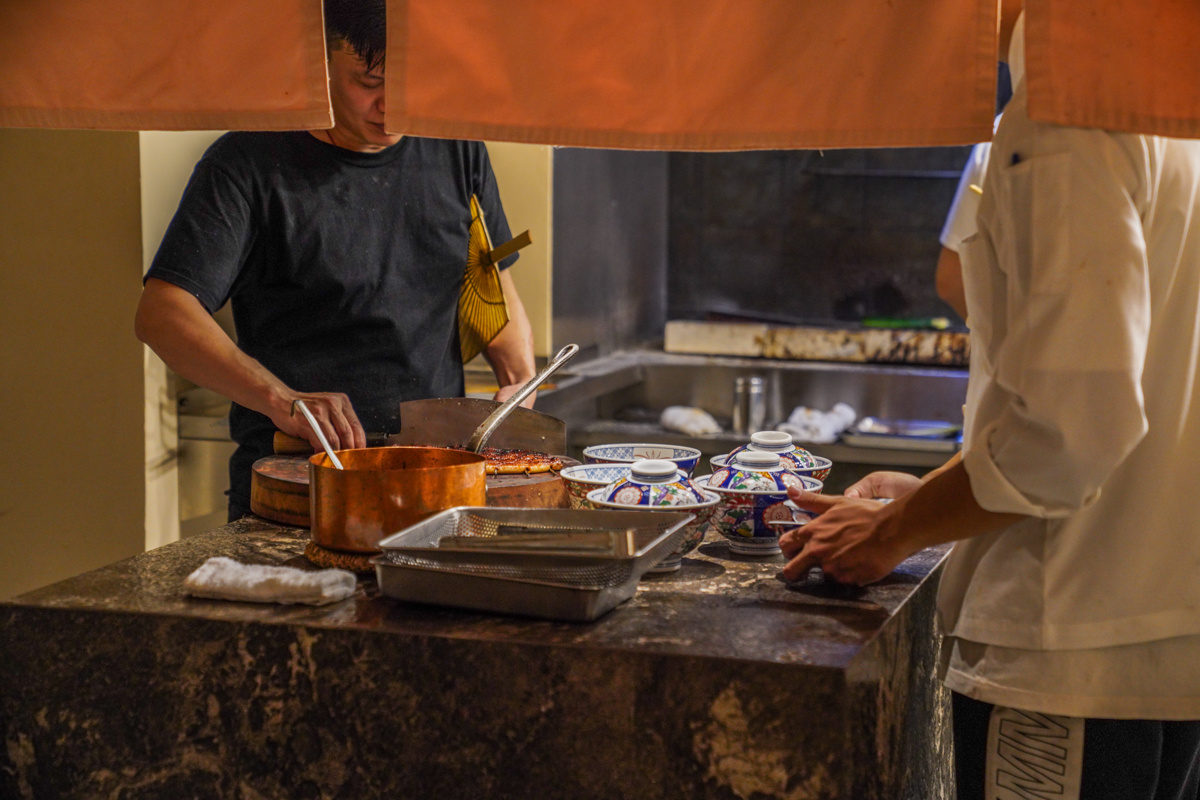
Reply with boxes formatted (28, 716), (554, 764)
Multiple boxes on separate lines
(936, 139), (992, 319)
(782, 9), (1200, 799)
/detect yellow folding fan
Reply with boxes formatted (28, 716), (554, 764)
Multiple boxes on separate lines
(458, 194), (532, 363)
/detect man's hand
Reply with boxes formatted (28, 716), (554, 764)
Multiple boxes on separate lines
(276, 391), (366, 452)
(781, 458), (1024, 586)
(493, 381), (536, 409)
(779, 488), (911, 586)
(843, 471), (923, 500)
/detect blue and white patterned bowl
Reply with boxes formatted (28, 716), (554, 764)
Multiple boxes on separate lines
(715, 429), (830, 479)
(586, 460), (719, 573)
(559, 463), (632, 509)
(708, 451), (814, 493)
(702, 452), (823, 556)
(582, 443), (702, 477)
(710, 452), (833, 484)
(591, 460), (708, 507)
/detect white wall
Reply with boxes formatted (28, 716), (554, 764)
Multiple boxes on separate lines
(138, 131), (226, 550)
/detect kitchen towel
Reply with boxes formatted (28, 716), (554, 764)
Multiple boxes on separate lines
(184, 557), (357, 606)
(778, 403), (857, 444)
(660, 406), (723, 436)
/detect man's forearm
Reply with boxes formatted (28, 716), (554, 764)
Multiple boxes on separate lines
(135, 278), (366, 449)
(885, 459), (1025, 554)
(921, 450), (962, 483)
(135, 278), (293, 420)
(483, 271), (538, 406)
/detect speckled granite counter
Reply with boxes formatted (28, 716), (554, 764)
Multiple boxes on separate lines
(0, 517), (952, 800)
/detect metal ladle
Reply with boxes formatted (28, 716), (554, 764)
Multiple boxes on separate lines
(293, 399), (344, 470)
(466, 343), (579, 452)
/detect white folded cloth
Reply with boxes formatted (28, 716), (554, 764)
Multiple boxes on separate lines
(660, 405), (723, 436)
(184, 556), (357, 606)
(777, 403), (857, 444)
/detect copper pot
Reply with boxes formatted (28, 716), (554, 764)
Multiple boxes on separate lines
(309, 446), (486, 553)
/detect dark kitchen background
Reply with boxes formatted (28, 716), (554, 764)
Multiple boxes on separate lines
(550, 67), (1010, 361)
(550, 144), (971, 361)
(667, 145), (970, 325)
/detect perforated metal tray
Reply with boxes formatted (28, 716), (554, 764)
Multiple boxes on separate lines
(372, 507), (692, 621)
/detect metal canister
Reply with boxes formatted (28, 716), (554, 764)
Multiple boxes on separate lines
(732, 376), (766, 434)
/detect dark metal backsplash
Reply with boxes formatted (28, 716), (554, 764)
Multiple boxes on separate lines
(551, 148), (669, 360)
(667, 146), (973, 326)
(548, 144), (976, 360)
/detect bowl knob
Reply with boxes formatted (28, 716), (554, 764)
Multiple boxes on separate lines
(732, 450), (782, 470)
(630, 459), (678, 483)
(749, 430), (793, 451)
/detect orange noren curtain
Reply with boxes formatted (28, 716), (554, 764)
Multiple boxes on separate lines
(385, 0), (999, 151)
(1025, 0), (1200, 139)
(5, 2), (1200, 144)
(0, 0), (331, 131)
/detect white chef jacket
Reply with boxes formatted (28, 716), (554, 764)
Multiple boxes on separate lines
(940, 127), (997, 253)
(939, 15), (1200, 718)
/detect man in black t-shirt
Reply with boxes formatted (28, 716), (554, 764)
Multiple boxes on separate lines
(134, 0), (537, 520)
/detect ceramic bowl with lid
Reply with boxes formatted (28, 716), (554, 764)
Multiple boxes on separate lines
(586, 459), (719, 572)
(714, 431), (833, 483)
(704, 451), (823, 556)
(582, 443), (702, 477)
(559, 463), (631, 509)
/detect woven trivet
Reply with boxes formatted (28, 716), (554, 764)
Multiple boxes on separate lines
(304, 540), (377, 574)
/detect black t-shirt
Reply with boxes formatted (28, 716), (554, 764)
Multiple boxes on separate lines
(146, 131), (516, 508)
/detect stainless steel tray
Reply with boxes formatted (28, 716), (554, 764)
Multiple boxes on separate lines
(372, 507), (693, 622)
(372, 559), (645, 622)
(842, 417), (962, 452)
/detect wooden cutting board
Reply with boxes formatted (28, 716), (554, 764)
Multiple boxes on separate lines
(250, 454), (579, 528)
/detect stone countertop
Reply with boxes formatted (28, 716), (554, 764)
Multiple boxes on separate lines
(1, 518), (952, 800)
(11, 516), (945, 669)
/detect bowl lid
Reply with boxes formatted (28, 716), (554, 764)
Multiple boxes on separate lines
(710, 449), (811, 493)
(749, 430), (793, 450)
(589, 476), (715, 508)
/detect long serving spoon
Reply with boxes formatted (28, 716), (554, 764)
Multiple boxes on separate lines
(466, 343), (579, 453)
(292, 398), (344, 470)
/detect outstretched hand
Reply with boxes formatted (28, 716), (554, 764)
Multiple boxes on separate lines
(779, 487), (912, 586)
(275, 391), (366, 452)
(842, 470), (923, 500)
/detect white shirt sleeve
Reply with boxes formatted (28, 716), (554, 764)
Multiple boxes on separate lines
(961, 122), (1153, 517)
(940, 142), (992, 252)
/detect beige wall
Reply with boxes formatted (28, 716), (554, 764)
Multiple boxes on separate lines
(139, 131), (226, 550)
(0, 129), (146, 600)
(486, 143), (554, 357)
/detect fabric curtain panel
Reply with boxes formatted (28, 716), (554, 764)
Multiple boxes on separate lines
(384, 0), (999, 151)
(0, 0), (331, 131)
(1025, 0), (1200, 139)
